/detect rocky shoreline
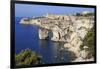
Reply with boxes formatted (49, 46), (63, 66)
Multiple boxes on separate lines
(20, 12), (94, 62)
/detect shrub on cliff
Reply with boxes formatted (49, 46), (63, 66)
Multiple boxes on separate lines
(15, 48), (41, 67)
(80, 26), (95, 58)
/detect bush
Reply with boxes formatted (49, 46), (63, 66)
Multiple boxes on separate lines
(15, 48), (41, 67)
(80, 26), (95, 58)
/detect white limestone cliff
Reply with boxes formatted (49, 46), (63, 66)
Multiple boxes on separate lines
(20, 12), (94, 61)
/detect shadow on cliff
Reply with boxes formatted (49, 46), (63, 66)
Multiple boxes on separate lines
(46, 30), (53, 40)
(65, 50), (78, 61)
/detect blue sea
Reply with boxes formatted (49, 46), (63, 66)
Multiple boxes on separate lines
(15, 17), (75, 64)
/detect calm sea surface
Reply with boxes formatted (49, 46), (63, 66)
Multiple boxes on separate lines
(15, 17), (75, 64)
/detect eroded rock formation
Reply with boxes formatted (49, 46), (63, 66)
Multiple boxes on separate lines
(20, 12), (94, 61)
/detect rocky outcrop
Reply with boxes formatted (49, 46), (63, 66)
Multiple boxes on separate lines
(80, 50), (89, 59)
(64, 32), (83, 57)
(20, 13), (94, 42)
(20, 18), (31, 24)
(72, 45), (94, 62)
(72, 57), (94, 62)
(20, 12), (94, 61)
(38, 28), (49, 39)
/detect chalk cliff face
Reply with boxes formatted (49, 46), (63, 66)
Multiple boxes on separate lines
(20, 13), (94, 60)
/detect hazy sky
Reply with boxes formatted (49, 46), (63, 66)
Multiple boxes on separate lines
(15, 4), (95, 17)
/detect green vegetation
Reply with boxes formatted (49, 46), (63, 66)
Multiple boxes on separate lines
(75, 12), (94, 17)
(80, 26), (95, 58)
(15, 48), (41, 67)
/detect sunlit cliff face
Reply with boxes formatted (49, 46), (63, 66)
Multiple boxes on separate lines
(20, 13), (94, 59)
